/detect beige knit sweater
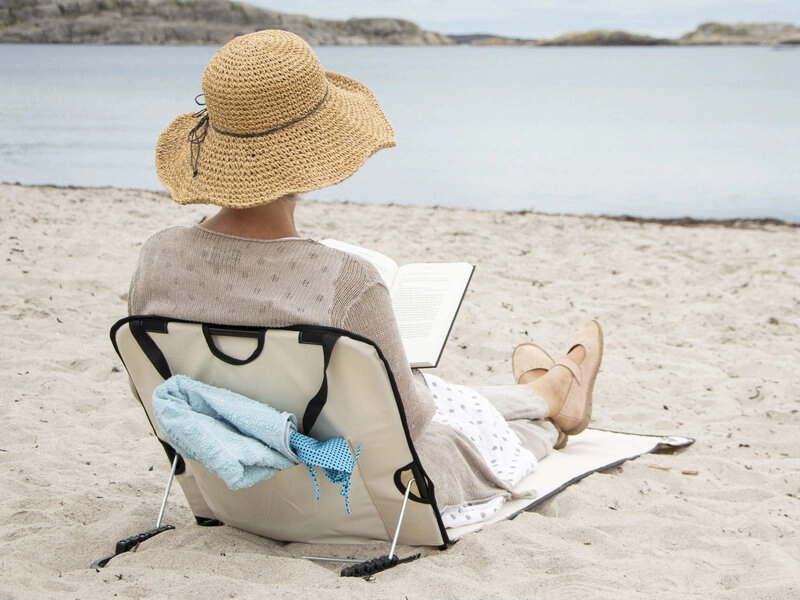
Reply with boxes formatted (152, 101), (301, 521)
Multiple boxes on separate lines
(128, 226), (553, 511)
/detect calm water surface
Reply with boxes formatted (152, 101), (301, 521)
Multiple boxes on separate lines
(1, 44), (798, 221)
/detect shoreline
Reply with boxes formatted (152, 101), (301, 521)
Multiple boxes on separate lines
(1, 183), (798, 598)
(5, 182), (798, 229)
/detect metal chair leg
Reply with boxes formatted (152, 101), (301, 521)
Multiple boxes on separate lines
(156, 453), (179, 528)
(338, 478), (421, 577)
(389, 477), (415, 560)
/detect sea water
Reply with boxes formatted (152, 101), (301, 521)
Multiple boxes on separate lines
(1, 44), (798, 221)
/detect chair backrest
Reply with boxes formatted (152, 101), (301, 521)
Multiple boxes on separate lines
(111, 316), (449, 546)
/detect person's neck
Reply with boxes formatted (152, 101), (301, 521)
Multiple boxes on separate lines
(199, 195), (299, 240)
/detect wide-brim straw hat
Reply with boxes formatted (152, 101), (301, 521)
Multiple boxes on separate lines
(156, 30), (396, 208)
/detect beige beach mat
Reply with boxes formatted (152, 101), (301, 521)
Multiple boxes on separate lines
(446, 428), (693, 539)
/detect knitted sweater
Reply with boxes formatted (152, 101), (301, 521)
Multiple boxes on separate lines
(128, 225), (523, 510)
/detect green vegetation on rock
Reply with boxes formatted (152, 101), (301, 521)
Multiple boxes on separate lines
(536, 29), (671, 46)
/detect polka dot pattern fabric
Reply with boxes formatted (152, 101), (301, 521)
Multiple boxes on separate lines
(290, 432), (362, 514)
(441, 496), (507, 527)
(424, 374), (538, 488)
(423, 374), (538, 527)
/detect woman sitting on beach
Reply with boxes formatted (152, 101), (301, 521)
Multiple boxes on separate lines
(128, 30), (603, 526)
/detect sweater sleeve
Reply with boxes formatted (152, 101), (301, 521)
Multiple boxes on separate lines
(334, 259), (436, 441)
(332, 258), (509, 509)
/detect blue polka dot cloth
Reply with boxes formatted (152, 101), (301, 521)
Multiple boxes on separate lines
(290, 432), (362, 514)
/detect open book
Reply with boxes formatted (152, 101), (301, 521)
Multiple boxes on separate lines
(320, 239), (475, 368)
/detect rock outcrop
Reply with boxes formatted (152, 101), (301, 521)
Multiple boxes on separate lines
(679, 21), (800, 45)
(0, 0), (455, 45)
(535, 29), (671, 46)
(484, 22), (800, 47)
(449, 33), (538, 46)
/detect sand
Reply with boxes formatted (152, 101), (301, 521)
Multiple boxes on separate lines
(1, 183), (798, 599)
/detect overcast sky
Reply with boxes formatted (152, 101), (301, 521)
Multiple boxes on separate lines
(250, 0), (800, 38)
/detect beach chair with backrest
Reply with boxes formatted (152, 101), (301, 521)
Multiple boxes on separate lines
(97, 315), (449, 575)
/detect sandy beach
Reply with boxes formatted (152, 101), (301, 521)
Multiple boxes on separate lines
(1, 182), (798, 599)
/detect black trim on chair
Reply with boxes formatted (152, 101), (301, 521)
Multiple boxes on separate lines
(393, 463), (434, 504)
(159, 440), (186, 476)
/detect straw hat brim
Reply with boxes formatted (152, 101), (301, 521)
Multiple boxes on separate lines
(155, 71), (396, 208)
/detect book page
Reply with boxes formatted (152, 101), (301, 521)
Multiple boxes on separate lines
(391, 262), (474, 368)
(319, 239), (398, 286)
(319, 239), (473, 368)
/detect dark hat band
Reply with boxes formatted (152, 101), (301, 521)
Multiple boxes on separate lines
(188, 86), (330, 176)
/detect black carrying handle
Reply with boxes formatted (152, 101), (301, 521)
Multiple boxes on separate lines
(202, 324), (266, 365)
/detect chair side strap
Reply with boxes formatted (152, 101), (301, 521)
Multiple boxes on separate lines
(129, 318), (172, 380)
(301, 331), (341, 435)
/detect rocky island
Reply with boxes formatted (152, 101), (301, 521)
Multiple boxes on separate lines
(1, 0), (798, 47)
(0, 0), (453, 45)
(679, 21), (800, 45)
(534, 29), (671, 46)
(458, 22), (800, 46)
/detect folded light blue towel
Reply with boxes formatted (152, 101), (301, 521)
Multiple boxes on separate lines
(152, 375), (360, 512)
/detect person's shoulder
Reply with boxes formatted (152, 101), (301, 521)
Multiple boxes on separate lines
(143, 225), (194, 244)
(308, 241), (385, 286)
(136, 225), (198, 261)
